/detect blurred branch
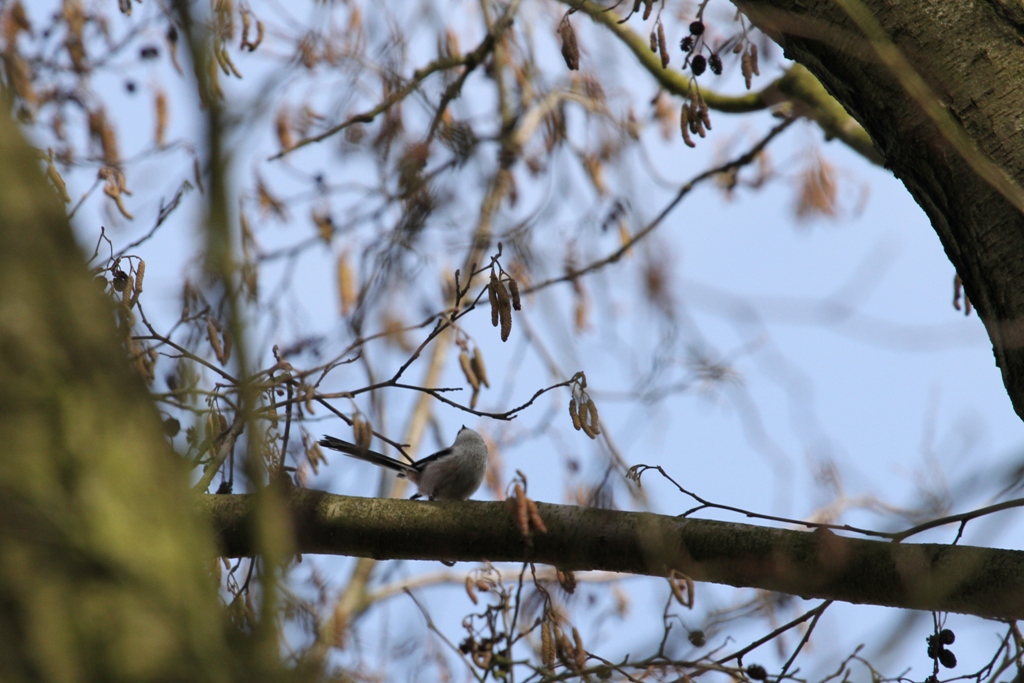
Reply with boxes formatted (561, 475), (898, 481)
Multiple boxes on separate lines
(367, 567), (627, 604)
(270, 3), (518, 160)
(526, 114), (796, 294)
(767, 64), (881, 164)
(268, 53), (468, 160)
(571, 0), (881, 164)
(571, 0), (758, 111)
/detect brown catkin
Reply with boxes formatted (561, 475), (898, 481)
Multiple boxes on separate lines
(741, 50), (753, 89)
(44, 155), (70, 203)
(470, 347), (490, 388)
(680, 106), (695, 148)
(508, 277), (521, 310)
(657, 22), (669, 68)
(557, 631), (578, 670)
(276, 108), (293, 151)
(352, 416), (363, 446)
(459, 350), (480, 391)
(134, 260), (146, 298)
(220, 328), (232, 364)
(579, 413), (596, 439)
(351, 416), (365, 449)
(154, 90), (168, 147)
(207, 319), (223, 360)
(572, 628), (587, 670)
(688, 100), (700, 134)
(649, 29), (657, 53)
(495, 280), (513, 341)
(569, 398), (582, 430)
(241, 10), (251, 46)
(489, 273), (500, 327)
(558, 18), (580, 71)
(360, 417), (373, 449)
(304, 384), (316, 414)
(541, 621), (555, 669)
(527, 498), (547, 532)
(699, 94), (711, 130)
(514, 483), (529, 536)
(669, 574), (686, 604)
(337, 250), (356, 316)
(586, 399), (601, 435)
(253, 21), (265, 51)
(669, 570), (695, 607)
(122, 276), (135, 307)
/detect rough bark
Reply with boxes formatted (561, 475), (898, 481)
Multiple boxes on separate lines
(203, 490), (1024, 620)
(0, 110), (267, 682)
(728, 0), (1024, 421)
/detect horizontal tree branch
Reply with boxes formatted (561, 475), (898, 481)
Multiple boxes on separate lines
(202, 489), (1024, 620)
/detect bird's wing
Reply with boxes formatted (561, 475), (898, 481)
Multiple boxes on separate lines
(412, 446), (453, 467)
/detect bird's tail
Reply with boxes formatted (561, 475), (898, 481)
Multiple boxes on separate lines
(318, 436), (416, 475)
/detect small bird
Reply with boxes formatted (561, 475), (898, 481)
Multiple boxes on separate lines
(318, 426), (488, 501)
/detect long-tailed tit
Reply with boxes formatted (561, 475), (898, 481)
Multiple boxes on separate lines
(318, 426), (488, 501)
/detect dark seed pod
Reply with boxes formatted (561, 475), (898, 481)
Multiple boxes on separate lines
(112, 270), (130, 291)
(939, 629), (955, 645)
(163, 417), (181, 437)
(938, 648), (957, 669)
(687, 630), (706, 647)
(689, 20), (705, 36)
(680, 36), (694, 52)
(709, 53), (722, 75)
(691, 54), (707, 76)
(746, 664), (767, 681)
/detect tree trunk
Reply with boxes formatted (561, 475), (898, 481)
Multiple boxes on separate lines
(0, 109), (263, 683)
(728, 0), (1024, 421)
